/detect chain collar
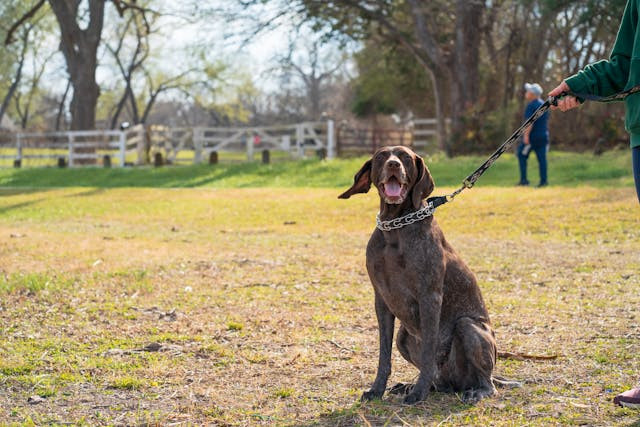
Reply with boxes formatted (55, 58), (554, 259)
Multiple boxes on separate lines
(376, 202), (435, 231)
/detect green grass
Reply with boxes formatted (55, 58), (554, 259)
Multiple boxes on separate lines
(0, 150), (633, 189)
(0, 152), (638, 425)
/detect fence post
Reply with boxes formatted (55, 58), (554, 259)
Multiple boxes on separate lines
(246, 133), (254, 161)
(136, 125), (147, 165)
(327, 119), (335, 159)
(194, 127), (203, 164)
(16, 133), (22, 164)
(68, 133), (74, 167)
(118, 131), (126, 167)
(209, 151), (218, 165)
(296, 124), (304, 158)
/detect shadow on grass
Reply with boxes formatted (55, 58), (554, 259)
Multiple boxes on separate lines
(0, 198), (48, 215)
(0, 188), (52, 196)
(61, 188), (106, 198)
(0, 150), (633, 189)
(0, 188), (54, 214)
(301, 394), (472, 427)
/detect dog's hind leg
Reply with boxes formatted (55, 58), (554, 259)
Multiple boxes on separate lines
(442, 317), (497, 403)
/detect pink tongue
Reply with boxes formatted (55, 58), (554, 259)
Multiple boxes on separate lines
(385, 180), (402, 197)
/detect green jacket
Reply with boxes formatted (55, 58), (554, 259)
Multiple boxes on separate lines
(565, 0), (640, 147)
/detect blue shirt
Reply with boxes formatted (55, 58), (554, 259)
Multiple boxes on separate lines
(524, 98), (549, 145)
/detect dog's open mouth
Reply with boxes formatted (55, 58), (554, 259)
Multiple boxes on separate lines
(382, 176), (407, 204)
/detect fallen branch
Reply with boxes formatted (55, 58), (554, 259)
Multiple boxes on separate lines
(327, 339), (355, 353)
(498, 351), (558, 361)
(357, 411), (372, 427)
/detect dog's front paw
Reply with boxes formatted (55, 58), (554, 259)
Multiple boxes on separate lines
(403, 388), (426, 405)
(360, 389), (384, 402)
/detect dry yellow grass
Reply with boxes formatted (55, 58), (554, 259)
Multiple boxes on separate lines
(0, 186), (639, 426)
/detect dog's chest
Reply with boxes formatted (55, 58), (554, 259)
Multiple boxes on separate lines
(366, 233), (427, 329)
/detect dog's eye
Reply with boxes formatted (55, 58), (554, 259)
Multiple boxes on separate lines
(375, 152), (387, 162)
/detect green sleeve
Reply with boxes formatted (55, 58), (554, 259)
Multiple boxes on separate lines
(565, 0), (637, 97)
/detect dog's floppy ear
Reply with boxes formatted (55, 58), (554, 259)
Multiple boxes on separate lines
(411, 154), (435, 209)
(338, 159), (372, 199)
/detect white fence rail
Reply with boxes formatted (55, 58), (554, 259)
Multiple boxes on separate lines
(0, 125), (144, 167)
(0, 120), (337, 167)
(148, 121), (334, 164)
(411, 118), (449, 152)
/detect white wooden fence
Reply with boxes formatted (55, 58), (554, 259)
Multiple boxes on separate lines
(0, 125), (145, 167)
(411, 118), (449, 152)
(0, 117), (447, 168)
(149, 121), (335, 164)
(0, 120), (336, 168)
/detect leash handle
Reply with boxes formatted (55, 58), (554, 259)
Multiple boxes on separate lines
(426, 83), (640, 210)
(551, 84), (640, 105)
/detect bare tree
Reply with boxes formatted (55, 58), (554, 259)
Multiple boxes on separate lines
(106, 12), (151, 128)
(0, 25), (31, 126)
(5, 0), (148, 131)
(13, 44), (55, 129)
(277, 38), (345, 120)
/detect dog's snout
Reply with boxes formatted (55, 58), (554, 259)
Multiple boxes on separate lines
(386, 159), (401, 169)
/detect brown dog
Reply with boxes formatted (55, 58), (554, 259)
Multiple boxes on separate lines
(339, 146), (497, 404)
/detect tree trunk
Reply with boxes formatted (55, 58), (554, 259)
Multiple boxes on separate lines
(309, 78), (321, 121)
(55, 78), (71, 130)
(49, 0), (105, 164)
(69, 71), (100, 131)
(50, 0), (104, 130)
(427, 68), (449, 156)
(449, 0), (484, 154)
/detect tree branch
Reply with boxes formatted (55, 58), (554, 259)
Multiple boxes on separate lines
(4, 0), (46, 45)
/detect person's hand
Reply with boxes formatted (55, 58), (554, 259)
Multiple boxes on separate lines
(523, 135), (530, 145)
(549, 81), (580, 112)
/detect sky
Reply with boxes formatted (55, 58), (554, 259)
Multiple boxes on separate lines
(32, 1), (334, 97)
(22, 0), (357, 118)
(96, 0), (345, 95)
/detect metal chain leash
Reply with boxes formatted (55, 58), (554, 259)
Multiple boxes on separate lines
(446, 85), (640, 202)
(374, 85), (640, 231)
(376, 201), (435, 231)
(446, 97), (554, 201)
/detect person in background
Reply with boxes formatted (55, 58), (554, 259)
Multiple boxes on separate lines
(517, 83), (549, 187)
(549, 0), (639, 409)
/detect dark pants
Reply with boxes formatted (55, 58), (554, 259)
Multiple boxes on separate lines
(633, 146), (640, 203)
(517, 142), (548, 185)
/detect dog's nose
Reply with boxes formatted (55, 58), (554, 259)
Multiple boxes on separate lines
(387, 159), (401, 169)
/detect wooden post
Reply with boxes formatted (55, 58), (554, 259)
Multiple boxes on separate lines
(16, 133), (22, 165)
(194, 127), (203, 164)
(327, 119), (335, 159)
(154, 152), (163, 167)
(296, 124), (304, 158)
(209, 151), (218, 165)
(246, 134), (254, 161)
(103, 155), (111, 168)
(262, 149), (270, 164)
(142, 124), (151, 165)
(118, 130), (126, 167)
(68, 133), (74, 167)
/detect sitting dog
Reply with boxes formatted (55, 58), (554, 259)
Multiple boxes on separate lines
(339, 146), (497, 404)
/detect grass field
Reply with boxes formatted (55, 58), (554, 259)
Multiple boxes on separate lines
(0, 151), (639, 425)
(0, 150), (634, 189)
